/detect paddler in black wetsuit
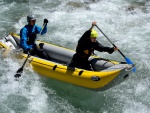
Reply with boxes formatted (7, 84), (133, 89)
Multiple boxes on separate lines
(69, 21), (118, 70)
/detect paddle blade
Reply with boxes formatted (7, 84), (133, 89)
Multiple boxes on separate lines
(125, 57), (136, 72)
(132, 67), (136, 72)
(14, 67), (23, 78)
(16, 67), (23, 73)
(14, 73), (21, 78)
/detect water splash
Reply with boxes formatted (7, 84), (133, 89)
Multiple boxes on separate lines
(0, 0), (150, 113)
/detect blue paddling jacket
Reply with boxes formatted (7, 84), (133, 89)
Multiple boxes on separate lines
(20, 24), (47, 51)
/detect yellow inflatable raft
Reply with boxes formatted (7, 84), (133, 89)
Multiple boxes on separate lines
(0, 33), (134, 91)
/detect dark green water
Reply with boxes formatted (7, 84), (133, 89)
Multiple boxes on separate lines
(0, 0), (150, 113)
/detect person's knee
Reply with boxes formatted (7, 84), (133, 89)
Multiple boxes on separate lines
(41, 52), (49, 60)
(68, 62), (76, 67)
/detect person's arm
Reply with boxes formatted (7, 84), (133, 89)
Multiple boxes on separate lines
(94, 41), (116, 54)
(41, 23), (47, 35)
(35, 25), (42, 34)
(89, 21), (97, 31)
(78, 30), (91, 43)
(20, 28), (33, 51)
(41, 19), (48, 35)
(35, 19), (48, 35)
(78, 21), (97, 42)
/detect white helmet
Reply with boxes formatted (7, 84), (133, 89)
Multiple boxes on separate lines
(27, 15), (36, 22)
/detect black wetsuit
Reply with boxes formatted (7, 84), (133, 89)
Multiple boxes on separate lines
(69, 30), (114, 70)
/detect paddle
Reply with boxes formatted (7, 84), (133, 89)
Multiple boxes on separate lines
(14, 23), (47, 78)
(95, 25), (136, 72)
(14, 53), (31, 78)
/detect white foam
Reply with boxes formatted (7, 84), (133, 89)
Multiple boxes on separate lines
(1, 0), (150, 112)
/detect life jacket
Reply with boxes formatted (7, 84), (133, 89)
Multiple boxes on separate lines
(27, 32), (37, 45)
(76, 41), (95, 58)
(26, 25), (37, 45)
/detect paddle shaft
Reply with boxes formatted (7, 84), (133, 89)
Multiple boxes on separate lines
(39, 23), (46, 36)
(95, 25), (126, 58)
(21, 53), (30, 69)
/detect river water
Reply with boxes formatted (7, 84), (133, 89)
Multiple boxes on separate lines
(0, 0), (150, 113)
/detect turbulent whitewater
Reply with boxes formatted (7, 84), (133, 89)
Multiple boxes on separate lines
(0, 0), (150, 113)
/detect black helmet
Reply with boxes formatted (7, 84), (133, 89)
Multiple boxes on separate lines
(27, 15), (36, 22)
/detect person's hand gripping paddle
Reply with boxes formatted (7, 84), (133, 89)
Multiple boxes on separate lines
(95, 25), (136, 72)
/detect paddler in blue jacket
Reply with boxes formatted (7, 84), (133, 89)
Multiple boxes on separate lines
(69, 21), (118, 70)
(20, 15), (49, 59)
